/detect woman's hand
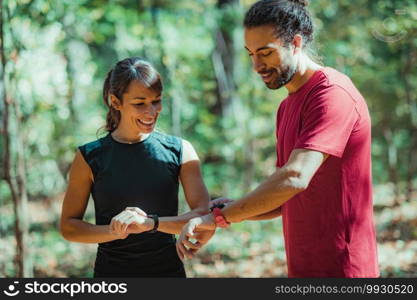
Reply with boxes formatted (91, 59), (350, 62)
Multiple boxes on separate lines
(124, 206), (147, 217)
(108, 211), (130, 239)
(124, 206), (153, 234)
(109, 207), (151, 238)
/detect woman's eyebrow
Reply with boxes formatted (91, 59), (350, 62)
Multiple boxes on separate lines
(132, 94), (162, 100)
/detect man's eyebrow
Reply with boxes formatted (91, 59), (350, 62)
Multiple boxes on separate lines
(256, 46), (273, 52)
(245, 46), (273, 52)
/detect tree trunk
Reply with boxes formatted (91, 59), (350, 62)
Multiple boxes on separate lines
(211, 0), (237, 116)
(212, 0), (248, 196)
(401, 46), (417, 202)
(383, 127), (400, 205)
(406, 129), (417, 202)
(0, 0), (33, 277)
(149, 5), (181, 136)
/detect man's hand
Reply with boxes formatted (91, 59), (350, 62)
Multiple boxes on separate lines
(176, 214), (216, 260)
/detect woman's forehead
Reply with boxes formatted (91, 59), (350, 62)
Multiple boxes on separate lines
(125, 80), (161, 99)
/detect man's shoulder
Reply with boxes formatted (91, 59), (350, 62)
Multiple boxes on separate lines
(310, 67), (364, 103)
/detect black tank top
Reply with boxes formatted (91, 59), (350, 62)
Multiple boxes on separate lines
(78, 131), (185, 277)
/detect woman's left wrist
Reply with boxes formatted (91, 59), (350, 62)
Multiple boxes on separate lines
(147, 214), (159, 233)
(145, 217), (155, 231)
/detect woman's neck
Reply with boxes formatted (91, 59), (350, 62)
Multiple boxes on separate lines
(111, 125), (149, 144)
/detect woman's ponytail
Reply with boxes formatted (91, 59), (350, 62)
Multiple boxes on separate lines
(102, 69), (121, 132)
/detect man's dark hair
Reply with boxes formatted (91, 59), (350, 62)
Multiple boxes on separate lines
(244, 0), (314, 47)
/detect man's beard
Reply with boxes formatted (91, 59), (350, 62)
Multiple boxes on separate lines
(264, 62), (297, 90)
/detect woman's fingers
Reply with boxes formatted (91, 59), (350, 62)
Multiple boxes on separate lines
(109, 219), (117, 235)
(110, 215), (126, 237)
(121, 215), (135, 233)
(125, 207), (147, 217)
(111, 212), (123, 234)
(110, 210), (144, 239)
(113, 213), (124, 234)
(113, 210), (133, 234)
(119, 210), (139, 233)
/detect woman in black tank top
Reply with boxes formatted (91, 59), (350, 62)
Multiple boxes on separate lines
(60, 57), (213, 277)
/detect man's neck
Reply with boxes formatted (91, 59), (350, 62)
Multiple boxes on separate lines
(285, 55), (322, 94)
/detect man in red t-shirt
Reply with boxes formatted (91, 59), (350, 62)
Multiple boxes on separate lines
(177, 0), (379, 277)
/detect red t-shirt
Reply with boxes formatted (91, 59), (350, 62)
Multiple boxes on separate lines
(276, 67), (379, 277)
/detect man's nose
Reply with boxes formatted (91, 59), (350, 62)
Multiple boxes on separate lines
(252, 56), (266, 73)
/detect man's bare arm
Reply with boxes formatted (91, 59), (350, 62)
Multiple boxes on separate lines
(222, 149), (329, 223)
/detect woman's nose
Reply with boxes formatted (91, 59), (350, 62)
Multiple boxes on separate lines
(144, 104), (155, 116)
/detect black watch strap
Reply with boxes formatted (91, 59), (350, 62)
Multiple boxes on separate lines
(148, 214), (159, 233)
(209, 203), (225, 212)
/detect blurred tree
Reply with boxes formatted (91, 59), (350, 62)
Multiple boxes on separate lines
(0, 0), (33, 277)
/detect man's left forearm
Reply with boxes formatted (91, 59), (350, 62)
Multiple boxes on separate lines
(222, 168), (305, 223)
(246, 207), (282, 221)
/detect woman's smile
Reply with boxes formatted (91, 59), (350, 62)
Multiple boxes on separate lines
(136, 118), (156, 129)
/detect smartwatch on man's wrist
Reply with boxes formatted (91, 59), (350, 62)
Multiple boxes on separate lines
(212, 207), (230, 228)
(210, 203), (225, 211)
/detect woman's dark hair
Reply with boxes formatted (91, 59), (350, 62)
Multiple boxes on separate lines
(102, 57), (162, 132)
(244, 0), (314, 47)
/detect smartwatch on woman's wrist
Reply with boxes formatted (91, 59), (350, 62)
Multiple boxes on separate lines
(147, 214), (159, 233)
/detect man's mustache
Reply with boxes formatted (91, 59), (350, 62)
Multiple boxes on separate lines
(257, 69), (275, 75)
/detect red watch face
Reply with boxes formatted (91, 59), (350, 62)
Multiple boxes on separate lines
(213, 208), (230, 228)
